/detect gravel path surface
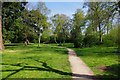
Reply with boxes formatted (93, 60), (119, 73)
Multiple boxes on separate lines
(67, 48), (94, 80)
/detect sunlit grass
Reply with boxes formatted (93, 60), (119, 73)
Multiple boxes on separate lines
(1, 43), (72, 79)
(73, 47), (119, 79)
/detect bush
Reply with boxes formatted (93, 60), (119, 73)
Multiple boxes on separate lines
(83, 34), (99, 47)
(74, 35), (83, 48)
(102, 26), (118, 47)
(103, 35), (117, 47)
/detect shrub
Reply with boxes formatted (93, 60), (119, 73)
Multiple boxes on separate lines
(83, 34), (99, 47)
(103, 35), (117, 47)
(74, 35), (83, 48)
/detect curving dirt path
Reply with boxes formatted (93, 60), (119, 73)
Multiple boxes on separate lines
(67, 48), (95, 80)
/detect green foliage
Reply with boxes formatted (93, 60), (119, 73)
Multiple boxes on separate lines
(74, 34), (83, 48)
(84, 2), (118, 44)
(2, 2), (27, 29)
(51, 14), (71, 44)
(1, 2), (119, 47)
(2, 2), (51, 44)
(2, 2), (27, 43)
(103, 26), (118, 47)
(83, 34), (99, 47)
(41, 29), (52, 43)
(83, 26), (99, 47)
(71, 9), (85, 48)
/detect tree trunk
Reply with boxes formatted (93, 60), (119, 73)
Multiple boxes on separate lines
(38, 33), (41, 47)
(98, 24), (102, 43)
(25, 38), (29, 46)
(54, 37), (58, 44)
(0, 16), (4, 50)
(63, 39), (65, 46)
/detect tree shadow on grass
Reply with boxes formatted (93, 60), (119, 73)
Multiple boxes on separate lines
(1, 61), (119, 80)
(1, 58), (97, 80)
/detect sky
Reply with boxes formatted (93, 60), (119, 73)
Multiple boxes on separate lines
(26, 2), (87, 18)
(46, 2), (85, 18)
(27, 0), (117, 2)
(27, 0), (85, 2)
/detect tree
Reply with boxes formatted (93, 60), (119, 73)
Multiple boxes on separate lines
(2, 2), (50, 47)
(0, 1), (4, 50)
(102, 24), (118, 47)
(71, 9), (85, 48)
(0, 16), (4, 50)
(33, 2), (50, 47)
(83, 26), (99, 47)
(51, 14), (71, 45)
(41, 28), (52, 43)
(2, 2), (27, 44)
(0, 2), (27, 49)
(84, 2), (119, 44)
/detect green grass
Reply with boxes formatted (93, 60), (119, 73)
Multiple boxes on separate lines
(1, 43), (72, 79)
(1, 43), (119, 79)
(73, 46), (119, 79)
(58, 43), (119, 79)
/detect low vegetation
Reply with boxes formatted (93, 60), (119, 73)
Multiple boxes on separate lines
(1, 43), (72, 79)
(1, 43), (119, 79)
(73, 46), (119, 79)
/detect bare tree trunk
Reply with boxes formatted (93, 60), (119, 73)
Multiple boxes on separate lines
(54, 37), (57, 44)
(98, 24), (102, 43)
(38, 33), (41, 47)
(0, 16), (4, 50)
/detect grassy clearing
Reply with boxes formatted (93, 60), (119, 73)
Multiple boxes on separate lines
(73, 46), (119, 79)
(1, 43), (72, 79)
(1, 43), (119, 79)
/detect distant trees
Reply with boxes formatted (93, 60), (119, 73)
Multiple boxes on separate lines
(82, 2), (119, 47)
(85, 2), (114, 43)
(0, 1), (119, 49)
(71, 9), (85, 48)
(51, 14), (71, 45)
(34, 2), (50, 46)
(103, 24), (118, 46)
(22, 9), (48, 46)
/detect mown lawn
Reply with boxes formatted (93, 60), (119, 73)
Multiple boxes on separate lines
(73, 46), (119, 79)
(0, 43), (72, 79)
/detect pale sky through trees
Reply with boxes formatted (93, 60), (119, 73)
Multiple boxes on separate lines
(26, 1), (87, 18)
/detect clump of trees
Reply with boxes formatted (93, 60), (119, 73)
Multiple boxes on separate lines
(1, 2), (50, 46)
(0, 1), (119, 50)
(71, 9), (85, 48)
(51, 14), (72, 45)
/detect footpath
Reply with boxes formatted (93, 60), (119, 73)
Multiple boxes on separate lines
(67, 48), (94, 80)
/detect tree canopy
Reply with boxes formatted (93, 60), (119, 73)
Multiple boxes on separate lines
(0, 1), (119, 49)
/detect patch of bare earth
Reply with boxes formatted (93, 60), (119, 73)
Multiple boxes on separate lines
(96, 65), (113, 72)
